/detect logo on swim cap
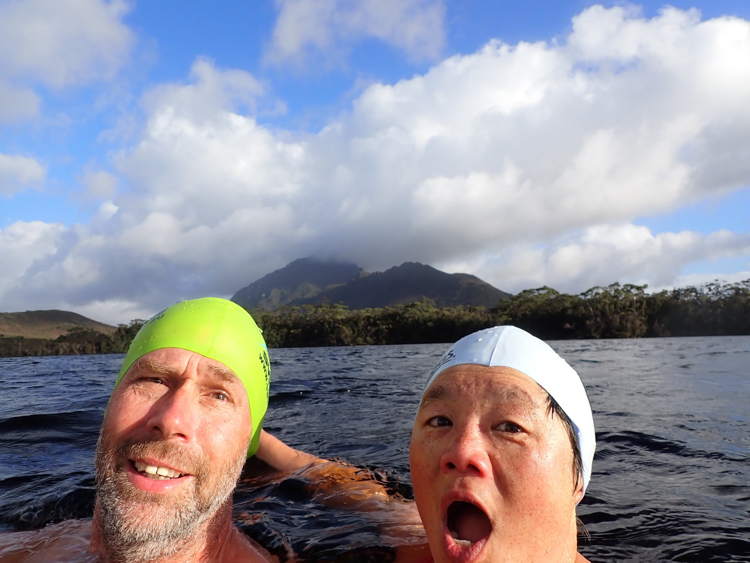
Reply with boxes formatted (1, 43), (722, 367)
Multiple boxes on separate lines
(259, 350), (270, 396)
(145, 310), (166, 325)
(427, 350), (456, 383)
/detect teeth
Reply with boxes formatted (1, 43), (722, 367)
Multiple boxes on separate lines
(450, 531), (473, 547)
(133, 460), (183, 479)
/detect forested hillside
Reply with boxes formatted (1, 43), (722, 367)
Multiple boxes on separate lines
(1, 280), (748, 357)
(252, 281), (750, 347)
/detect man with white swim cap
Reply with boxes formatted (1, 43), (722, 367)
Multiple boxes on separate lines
(410, 325), (595, 563)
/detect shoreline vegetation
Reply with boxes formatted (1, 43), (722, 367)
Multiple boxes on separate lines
(1, 280), (748, 358)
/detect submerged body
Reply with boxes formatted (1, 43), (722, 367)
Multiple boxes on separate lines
(0, 521), (94, 563)
(0, 519), (271, 563)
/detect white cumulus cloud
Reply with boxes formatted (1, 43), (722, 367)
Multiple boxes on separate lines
(0, 153), (46, 196)
(0, 0), (134, 122)
(81, 170), (118, 199)
(0, 220), (66, 299)
(439, 224), (750, 294)
(265, 0), (446, 66)
(0, 0), (134, 87)
(3, 6), (750, 322)
(141, 58), (267, 121)
(0, 81), (40, 123)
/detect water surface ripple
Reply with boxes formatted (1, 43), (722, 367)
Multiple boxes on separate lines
(1, 337), (748, 561)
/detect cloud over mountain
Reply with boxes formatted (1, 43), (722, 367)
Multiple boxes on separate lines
(1, 5), (750, 323)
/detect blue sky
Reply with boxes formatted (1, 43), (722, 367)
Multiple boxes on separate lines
(1, 0), (749, 323)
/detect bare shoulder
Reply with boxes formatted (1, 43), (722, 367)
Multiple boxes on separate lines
(0, 520), (94, 562)
(576, 552), (592, 563)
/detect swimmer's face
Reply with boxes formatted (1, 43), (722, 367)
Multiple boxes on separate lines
(409, 365), (583, 563)
(94, 348), (252, 556)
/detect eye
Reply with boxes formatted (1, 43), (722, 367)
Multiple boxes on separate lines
(130, 376), (168, 395)
(427, 415), (452, 428)
(211, 390), (232, 403)
(495, 421), (523, 433)
(138, 376), (165, 386)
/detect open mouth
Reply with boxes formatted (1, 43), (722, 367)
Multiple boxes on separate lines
(131, 460), (187, 480)
(446, 501), (492, 547)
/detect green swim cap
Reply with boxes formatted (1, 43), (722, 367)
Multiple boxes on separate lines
(114, 297), (270, 457)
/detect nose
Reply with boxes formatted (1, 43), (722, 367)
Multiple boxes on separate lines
(440, 423), (491, 478)
(146, 383), (196, 443)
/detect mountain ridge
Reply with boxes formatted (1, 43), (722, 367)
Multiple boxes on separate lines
(232, 258), (510, 311)
(232, 257), (365, 311)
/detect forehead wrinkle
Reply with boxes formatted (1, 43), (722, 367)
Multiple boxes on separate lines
(132, 356), (241, 388)
(423, 372), (545, 413)
(204, 363), (242, 387)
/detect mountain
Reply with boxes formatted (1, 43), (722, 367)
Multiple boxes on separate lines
(292, 262), (510, 309)
(232, 258), (510, 311)
(231, 257), (365, 310)
(0, 310), (116, 339)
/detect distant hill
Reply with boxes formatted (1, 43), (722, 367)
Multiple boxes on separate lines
(292, 262), (510, 309)
(232, 258), (510, 311)
(0, 310), (116, 339)
(231, 257), (365, 311)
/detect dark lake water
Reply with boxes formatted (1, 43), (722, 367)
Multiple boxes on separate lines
(0, 336), (749, 561)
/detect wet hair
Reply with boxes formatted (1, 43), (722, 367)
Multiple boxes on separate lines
(546, 394), (589, 539)
(545, 394), (582, 489)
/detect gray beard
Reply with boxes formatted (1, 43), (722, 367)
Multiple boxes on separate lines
(94, 433), (245, 563)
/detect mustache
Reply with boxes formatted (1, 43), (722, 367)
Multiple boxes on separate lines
(109, 436), (209, 479)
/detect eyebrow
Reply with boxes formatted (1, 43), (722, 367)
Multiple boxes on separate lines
(420, 384), (450, 409)
(134, 358), (241, 386)
(135, 357), (179, 376)
(205, 363), (241, 386)
(494, 385), (537, 406)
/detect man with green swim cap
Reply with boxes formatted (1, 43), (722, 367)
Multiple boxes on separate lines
(89, 297), (280, 563)
(113, 297), (271, 457)
(0, 297), (408, 562)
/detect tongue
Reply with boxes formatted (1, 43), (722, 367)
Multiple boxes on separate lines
(449, 502), (492, 544)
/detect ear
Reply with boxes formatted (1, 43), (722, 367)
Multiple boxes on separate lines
(573, 479), (585, 506)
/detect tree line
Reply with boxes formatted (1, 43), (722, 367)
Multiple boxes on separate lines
(0, 321), (143, 358)
(252, 280), (750, 346)
(1, 280), (748, 357)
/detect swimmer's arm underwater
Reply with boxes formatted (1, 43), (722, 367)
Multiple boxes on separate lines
(255, 429), (326, 471)
(255, 430), (398, 507)
(254, 431), (428, 561)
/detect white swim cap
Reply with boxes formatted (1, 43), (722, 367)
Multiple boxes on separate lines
(424, 326), (595, 494)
